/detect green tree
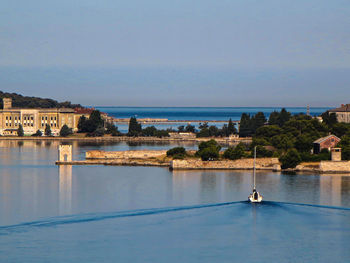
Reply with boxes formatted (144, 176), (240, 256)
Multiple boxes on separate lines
(128, 117), (142, 136)
(196, 139), (221, 161)
(185, 124), (195, 133)
(17, 124), (24, 137)
(45, 124), (52, 136)
(331, 123), (350, 138)
(321, 111), (337, 127)
(60, 124), (73, 137)
(255, 125), (282, 140)
(271, 134), (296, 150)
(32, 130), (42, 137)
(167, 147), (186, 157)
(268, 111), (280, 125)
(255, 145), (273, 157)
(224, 143), (246, 160)
(78, 115), (87, 132)
(239, 113), (252, 137)
(142, 126), (157, 136)
(294, 134), (314, 153)
(279, 148), (302, 169)
(278, 108), (291, 127)
(177, 125), (185, 132)
(228, 118), (237, 135)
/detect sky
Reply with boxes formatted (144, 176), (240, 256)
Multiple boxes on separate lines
(1, 0), (349, 107)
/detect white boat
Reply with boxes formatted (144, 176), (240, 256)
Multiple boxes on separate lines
(248, 146), (263, 203)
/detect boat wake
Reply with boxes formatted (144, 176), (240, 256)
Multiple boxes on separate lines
(1, 200), (349, 236)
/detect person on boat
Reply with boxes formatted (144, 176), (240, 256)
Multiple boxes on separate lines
(253, 189), (259, 200)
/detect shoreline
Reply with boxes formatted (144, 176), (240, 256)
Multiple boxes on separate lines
(0, 136), (252, 144)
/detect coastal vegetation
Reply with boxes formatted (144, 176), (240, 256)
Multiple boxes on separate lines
(0, 91), (81, 109)
(239, 108), (350, 168)
(60, 125), (73, 137)
(17, 124), (24, 137)
(166, 147), (186, 159)
(196, 119), (237, 138)
(196, 139), (221, 161)
(128, 117), (170, 138)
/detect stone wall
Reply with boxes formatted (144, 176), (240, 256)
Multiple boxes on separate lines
(319, 161), (350, 173)
(171, 158), (280, 170)
(86, 150), (167, 159)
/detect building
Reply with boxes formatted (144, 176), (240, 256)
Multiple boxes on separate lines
(313, 135), (341, 154)
(0, 98), (95, 136)
(329, 104), (350, 123)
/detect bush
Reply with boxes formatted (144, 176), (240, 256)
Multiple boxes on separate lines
(173, 153), (185, 160)
(196, 140), (221, 161)
(224, 143), (246, 160)
(167, 147), (186, 157)
(60, 125), (73, 137)
(279, 148), (302, 169)
(17, 124), (24, 137)
(198, 147), (220, 161)
(32, 130), (42, 137)
(255, 145), (273, 157)
(45, 124), (52, 136)
(300, 152), (330, 162)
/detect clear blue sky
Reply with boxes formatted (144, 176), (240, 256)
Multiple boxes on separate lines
(1, 0), (349, 107)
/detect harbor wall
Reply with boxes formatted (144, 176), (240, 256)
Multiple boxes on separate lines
(170, 158), (281, 170)
(86, 150), (167, 159)
(319, 161), (350, 173)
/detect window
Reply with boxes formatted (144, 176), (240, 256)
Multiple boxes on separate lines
(6, 116), (8, 120)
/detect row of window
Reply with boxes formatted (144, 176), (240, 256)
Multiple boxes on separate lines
(5, 116), (58, 121)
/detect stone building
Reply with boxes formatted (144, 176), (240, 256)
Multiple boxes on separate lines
(329, 104), (350, 123)
(313, 135), (341, 154)
(0, 98), (97, 136)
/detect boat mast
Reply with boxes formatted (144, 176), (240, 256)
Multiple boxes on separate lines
(253, 146), (256, 190)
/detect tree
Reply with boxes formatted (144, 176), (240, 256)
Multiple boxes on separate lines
(78, 115), (87, 132)
(142, 126), (157, 137)
(128, 117), (142, 136)
(252, 112), (267, 132)
(239, 113), (252, 137)
(224, 143), (246, 160)
(254, 145), (273, 157)
(167, 147), (186, 158)
(32, 130), (42, 137)
(279, 148), (302, 169)
(105, 122), (118, 134)
(178, 125), (185, 132)
(255, 125), (282, 140)
(196, 139), (221, 161)
(185, 124), (195, 133)
(45, 124), (52, 136)
(228, 118), (237, 135)
(294, 134), (314, 153)
(331, 123), (350, 138)
(278, 108), (291, 127)
(321, 111), (337, 127)
(60, 124), (73, 137)
(89, 110), (104, 129)
(17, 124), (24, 137)
(271, 134), (296, 150)
(268, 111), (280, 125)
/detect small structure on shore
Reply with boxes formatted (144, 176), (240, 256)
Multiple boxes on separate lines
(58, 145), (72, 162)
(331, 148), (342, 161)
(313, 135), (340, 154)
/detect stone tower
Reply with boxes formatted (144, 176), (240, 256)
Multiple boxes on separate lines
(3, 98), (12, 109)
(58, 145), (72, 162)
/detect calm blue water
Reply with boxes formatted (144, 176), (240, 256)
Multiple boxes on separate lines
(97, 107), (330, 132)
(0, 141), (349, 262)
(96, 107), (329, 121)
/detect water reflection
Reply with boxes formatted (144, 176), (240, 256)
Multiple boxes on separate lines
(59, 165), (72, 215)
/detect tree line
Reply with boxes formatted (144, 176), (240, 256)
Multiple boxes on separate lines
(0, 91), (81, 109)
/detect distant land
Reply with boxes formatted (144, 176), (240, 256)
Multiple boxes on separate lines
(0, 91), (81, 109)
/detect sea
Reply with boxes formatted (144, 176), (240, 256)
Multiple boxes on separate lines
(96, 106), (330, 132)
(0, 138), (349, 262)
